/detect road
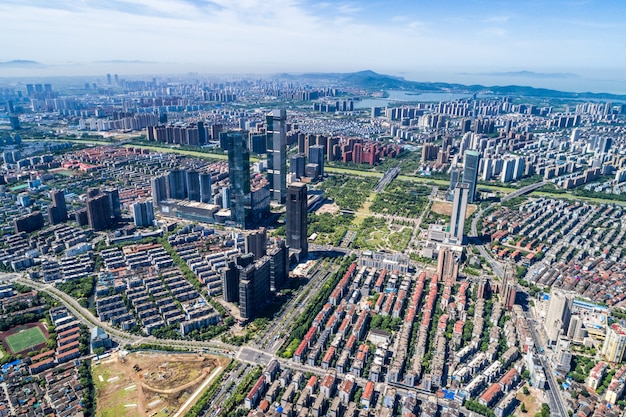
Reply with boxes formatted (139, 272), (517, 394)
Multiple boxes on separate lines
(523, 307), (569, 417)
(469, 181), (548, 278)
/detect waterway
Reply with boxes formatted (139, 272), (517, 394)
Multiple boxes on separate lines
(354, 90), (476, 109)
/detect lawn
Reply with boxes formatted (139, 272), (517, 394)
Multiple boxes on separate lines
(6, 326), (47, 353)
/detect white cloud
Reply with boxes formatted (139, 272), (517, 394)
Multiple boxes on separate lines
(0, 0), (624, 76)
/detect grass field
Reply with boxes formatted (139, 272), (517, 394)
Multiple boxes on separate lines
(6, 326), (46, 353)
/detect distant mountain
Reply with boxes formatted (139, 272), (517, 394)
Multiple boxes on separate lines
(0, 60), (45, 68)
(275, 70), (626, 100)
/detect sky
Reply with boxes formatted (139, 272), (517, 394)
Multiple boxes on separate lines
(1, 0), (626, 92)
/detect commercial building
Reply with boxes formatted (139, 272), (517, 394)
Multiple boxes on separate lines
(267, 109), (287, 203)
(543, 290), (572, 346)
(448, 182), (469, 244)
(228, 132), (252, 228)
(462, 150), (480, 203)
(286, 182), (308, 261)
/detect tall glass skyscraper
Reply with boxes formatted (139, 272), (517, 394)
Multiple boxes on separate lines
(462, 150), (480, 203)
(286, 182), (308, 261)
(266, 109), (287, 203)
(228, 132), (251, 228)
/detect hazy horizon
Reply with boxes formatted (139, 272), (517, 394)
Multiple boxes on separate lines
(1, 0), (626, 93)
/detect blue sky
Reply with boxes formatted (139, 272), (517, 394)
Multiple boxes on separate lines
(1, 0), (625, 90)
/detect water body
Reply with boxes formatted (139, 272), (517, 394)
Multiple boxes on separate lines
(354, 90), (475, 109)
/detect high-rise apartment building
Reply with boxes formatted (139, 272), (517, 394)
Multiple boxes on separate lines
(462, 150), (480, 203)
(86, 193), (111, 231)
(48, 189), (68, 225)
(132, 201), (154, 227)
(104, 188), (122, 220)
(286, 182), (308, 261)
(603, 324), (626, 363)
(167, 169), (187, 200)
(199, 172), (212, 203)
(266, 109), (287, 203)
(151, 175), (168, 204)
(187, 170), (201, 202)
(228, 132), (251, 228)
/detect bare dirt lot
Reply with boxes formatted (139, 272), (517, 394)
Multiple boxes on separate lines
(93, 351), (229, 417)
(431, 201), (478, 218)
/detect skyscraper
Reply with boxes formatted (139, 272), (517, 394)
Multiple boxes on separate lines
(286, 182), (308, 261)
(222, 259), (240, 303)
(447, 166), (460, 201)
(245, 228), (267, 260)
(228, 132), (251, 228)
(268, 240), (289, 291)
(48, 189), (68, 225)
(104, 188), (121, 220)
(151, 175), (168, 204)
(199, 172), (212, 203)
(86, 193), (111, 231)
(289, 153), (306, 179)
(266, 109), (287, 203)
(602, 324), (626, 363)
(462, 150), (480, 203)
(448, 182), (469, 244)
(167, 169), (187, 200)
(238, 257), (271, 320)
(544, 290), (572, 346)
(187, 170), (201, 202)
(308, 145), (325, 178)
(132, 201), (154, 227)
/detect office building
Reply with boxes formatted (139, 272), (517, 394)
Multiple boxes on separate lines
(151, 175), (168, 204)
(239, 257), (271, 320)
(14, 211), (44, 233)
(268, 240), (289, 291)
(132, 201), (154, 227)
(603, 324), (626, 363)
(308, 145), (325, 178)
(290, 153), (306, 179)
(222, 260), (240, 303)
(448, 182), (469, 244)
(286, 182), (308, 261)
(543, 290), (572, 346)
(228, 132), (251, 228)
(245, 228), (267, 260)
(462, 150), (480, 203)
(266, 109), (287, 203)
(447, 166), (461, 201)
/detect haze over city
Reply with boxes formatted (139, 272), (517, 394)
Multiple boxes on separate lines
(1, 0), (626, 92)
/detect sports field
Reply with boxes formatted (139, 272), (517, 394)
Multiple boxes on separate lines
(5, 326), (47, 353)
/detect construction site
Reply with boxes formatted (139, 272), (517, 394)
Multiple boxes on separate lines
(93, 350), (229, 417)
